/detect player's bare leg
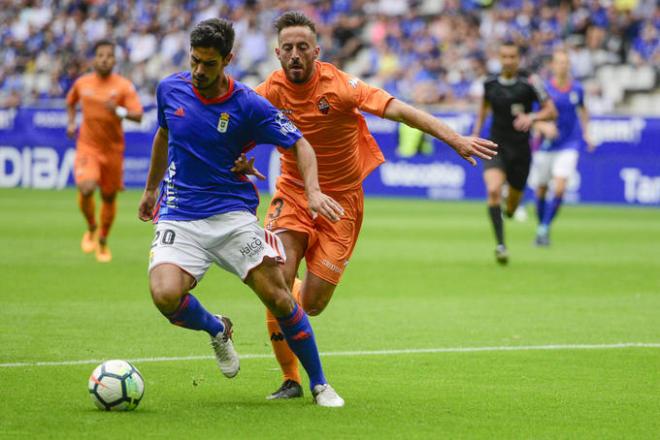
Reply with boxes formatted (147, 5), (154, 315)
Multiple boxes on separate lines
(149, 264), (239, 378)
(96, 191), (117, 262)
(505, 187), (524, 218)
(484, 169), (508, 264)
(265, 230), (307, 399)
(536, 176), (568, 246)
(78, 180), (98, 253)
(248, 258), (343, 407)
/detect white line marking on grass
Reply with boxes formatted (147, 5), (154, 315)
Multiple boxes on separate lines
(1, 342), (659, 369)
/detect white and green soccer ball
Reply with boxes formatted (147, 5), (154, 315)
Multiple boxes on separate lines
(88, 360), (144, 411)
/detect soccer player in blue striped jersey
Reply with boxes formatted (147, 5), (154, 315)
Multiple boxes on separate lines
(137, 18), (346, 407)
(529, 49), (593, 246)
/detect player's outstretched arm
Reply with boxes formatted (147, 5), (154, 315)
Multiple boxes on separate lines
(291, 138), (345, 222)
(138, 127), (169, 221)
(577, 106), (595, 152)
(66, 104), (77, 138)
(383, 99), (498, 166)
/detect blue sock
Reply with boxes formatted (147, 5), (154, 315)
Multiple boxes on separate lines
(536, 197), (546, 224)
(542, 196), (563, 227)
(164, 293), (224, 337)
(276, 303), (327, 390)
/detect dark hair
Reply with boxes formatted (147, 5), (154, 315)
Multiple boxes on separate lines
(190, 18), (235, 58)
(93, 39), (115, 54)
(500, 40), (520, 53)
(274, 11), (317, 34)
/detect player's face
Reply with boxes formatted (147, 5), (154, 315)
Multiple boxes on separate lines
(499, 45), (520, 76)
(552, 52), (570, 79)
(276, 26), (320, 84)
(190, 46), (232, 91)
(93, 45), (115, 77)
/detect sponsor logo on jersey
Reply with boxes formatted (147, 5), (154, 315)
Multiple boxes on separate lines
(317, 96), (330, 114)
(321, 259), (343, 274)
(511, 103), (524, 116)
(240, 237), (264, 258)
(217, 112), (230, 133)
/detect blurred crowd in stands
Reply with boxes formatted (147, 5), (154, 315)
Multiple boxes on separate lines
(1, 0), (658, 113)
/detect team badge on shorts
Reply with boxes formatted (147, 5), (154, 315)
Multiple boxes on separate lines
(317, 96), (330, 114)
(217, 112), (230, 133)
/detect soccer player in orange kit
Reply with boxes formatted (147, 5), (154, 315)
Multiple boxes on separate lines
(236, 11), (498, 399)
(66, 39), (143, 262)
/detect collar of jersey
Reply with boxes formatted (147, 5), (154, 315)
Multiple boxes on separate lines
(497, 75), (518, 86)
(192, 76), (235, 105)
(551, 77), (572, 93)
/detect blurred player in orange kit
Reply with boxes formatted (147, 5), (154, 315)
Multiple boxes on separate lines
(234, 11), (498, 399)
(66, 39), (143, 262)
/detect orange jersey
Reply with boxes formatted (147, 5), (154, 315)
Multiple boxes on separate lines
(255, 61), (393, 192)
(66, 73), (142, 154)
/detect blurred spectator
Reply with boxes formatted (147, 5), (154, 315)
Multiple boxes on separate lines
(0, 0), (657, 112)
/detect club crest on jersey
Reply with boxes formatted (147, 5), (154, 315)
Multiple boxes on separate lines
(570, 91), (579, 104)
(317, 96), (330, 115)
(217, 112), (230, 133)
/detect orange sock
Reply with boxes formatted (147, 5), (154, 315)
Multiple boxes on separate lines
(99, 198), (117, 240)
(266, 278), (303, 384)
(78, 192), (96, 230)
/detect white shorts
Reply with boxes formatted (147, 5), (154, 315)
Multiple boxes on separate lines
(528, 149), (579, 188)
(148, 211), (285, 284)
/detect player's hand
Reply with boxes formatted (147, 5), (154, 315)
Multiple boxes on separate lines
(138, 189), (157, 222)
(66, 122), (76, 139)
(452, 136), (498, 166)
(231, 153), (266, 180)
(513, 113), (534, 132)
(307, 190), (345, 222)
(585, 135), (596, 153)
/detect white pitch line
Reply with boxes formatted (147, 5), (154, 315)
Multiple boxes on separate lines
(1, 342), (659, 369)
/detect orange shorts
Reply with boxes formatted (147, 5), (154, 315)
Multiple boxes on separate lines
(74, 147), (123, 194)
(265, 178), (364, 285)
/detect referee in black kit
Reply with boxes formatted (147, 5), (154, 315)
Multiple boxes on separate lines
(472, 41), (557, 265)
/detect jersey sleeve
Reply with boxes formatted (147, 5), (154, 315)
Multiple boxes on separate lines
(248, 92), (302, 148)
(155, 81), (168, 129)
(345, 75), (394, 117)
(122, 81), (143, 113)
(65, 79), (79, 106)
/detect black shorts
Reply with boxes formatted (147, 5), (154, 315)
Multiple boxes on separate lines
(483, 141), (531, 191)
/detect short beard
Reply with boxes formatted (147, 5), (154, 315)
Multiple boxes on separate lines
(195, 74), (219, 91)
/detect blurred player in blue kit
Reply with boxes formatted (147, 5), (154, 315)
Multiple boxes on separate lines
(529, 49), (594, 246)
(137, 18), (346, 407)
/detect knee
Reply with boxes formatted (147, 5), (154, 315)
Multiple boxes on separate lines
(79, 184), (95, 197)
(150, 280), (183, 314)
(302, 297), (329, 316)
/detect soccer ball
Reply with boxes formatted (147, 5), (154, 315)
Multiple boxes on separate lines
(88, 360), (145, 411)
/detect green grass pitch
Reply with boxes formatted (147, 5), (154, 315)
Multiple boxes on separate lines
(1, 188), (659, 439)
